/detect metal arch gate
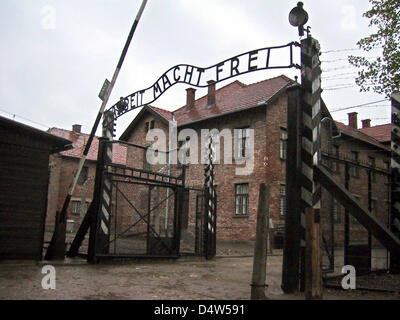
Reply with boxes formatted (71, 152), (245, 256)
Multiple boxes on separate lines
(67, 136), (216, 261)
(94, 164), (184, 259)
(61, 31), (298, 263)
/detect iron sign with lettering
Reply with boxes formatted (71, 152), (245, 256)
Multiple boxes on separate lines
(108, 42), (300, 119)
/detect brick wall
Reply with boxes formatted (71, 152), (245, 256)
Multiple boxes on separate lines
(46, 156), (97, 232)
(46, 154), (61, 231)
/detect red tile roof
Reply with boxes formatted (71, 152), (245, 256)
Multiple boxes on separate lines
(359, 124), (391, 143)
(120, 75), (293, 140)
(48, 127), (127, 164)
(173, 76), (292, 125)
(334, 121), (389, 151)
(150, 106), (173, 122)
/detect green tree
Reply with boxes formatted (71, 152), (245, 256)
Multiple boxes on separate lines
(348, 0), (399, 97)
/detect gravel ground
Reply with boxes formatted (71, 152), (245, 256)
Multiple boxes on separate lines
(1, 251), (399, 300)
(325, 272), (400, 293)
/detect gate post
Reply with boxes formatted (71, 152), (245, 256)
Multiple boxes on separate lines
(97, 110), (115, 254)
(87, 111), (115, 262)
(282, 84), (302, 293)
(300, 35), (322, 296)
(390, 92), (400, 273)
(251, 183), (270, 300)
(204, 134), (217, 259)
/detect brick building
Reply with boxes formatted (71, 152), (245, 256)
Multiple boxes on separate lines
(46, 125), (127, 232)
(321, 113), (391, 249)
(118, 75), (392, 248)
(120, 76), (323, 241)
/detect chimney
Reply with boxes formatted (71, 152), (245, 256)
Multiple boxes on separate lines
(348, 112), (358, 129)
(186, 88), (196, 109)
(207, 80), (216, 107)
(362, 119), (371, 128)
(72, 124), (82, 133)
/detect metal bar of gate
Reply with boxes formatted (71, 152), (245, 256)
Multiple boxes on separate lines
(282, 84), (302, 293)
(51, 2), (148, 260)
(56, 0), (148, 226)
(106, 181), (176, 254)
(344, 162), (350, 265)
(146, 186), (152, 254)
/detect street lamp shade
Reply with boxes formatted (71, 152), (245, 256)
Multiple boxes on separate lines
(289, 2), (309, 27)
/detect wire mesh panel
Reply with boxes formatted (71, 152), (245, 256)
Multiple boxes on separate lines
(195, 193), (205, 255)
(108, 180), (178, 256)
(179, 188), (205, 255)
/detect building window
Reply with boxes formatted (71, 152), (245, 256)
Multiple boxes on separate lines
(321, 157), (330, 168)
(145, 120), (155, 133)
(78, 166), (88, 185)
(71, 200), (81, 215)
(350, 151), (359, 178)
(280, 185), (286, 216)
(184, 137), (190, 158)
(321, 156), (330, 168)
(143, 148), (151, 171)
(235, 183), (249, 215)
(177, 138), (190, 166)
(236, 127), (250, 158)
(331, 198), (341, 223)
(280, 128), (287, 160)
(331, 145), (339, 172)
(368, 156), (376, 182)
(384, 161), (390, 172)
(71, 200), (89, 215)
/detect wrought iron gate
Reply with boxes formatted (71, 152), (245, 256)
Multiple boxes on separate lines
(67, 138), (214, 261)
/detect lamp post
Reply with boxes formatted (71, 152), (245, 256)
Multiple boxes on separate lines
(283, 2), (323, 299)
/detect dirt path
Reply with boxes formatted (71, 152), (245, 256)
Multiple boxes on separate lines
(0, 254), (399, 300)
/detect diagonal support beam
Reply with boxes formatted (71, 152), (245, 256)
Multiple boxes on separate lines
(66, 201), (95, 257)
(111, 181), (176, 254)
(314, 164), (400, 255)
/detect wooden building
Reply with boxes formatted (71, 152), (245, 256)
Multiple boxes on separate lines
(0, 116), (71, 260)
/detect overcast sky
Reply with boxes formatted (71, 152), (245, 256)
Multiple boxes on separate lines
(0, 0), (391, 137)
